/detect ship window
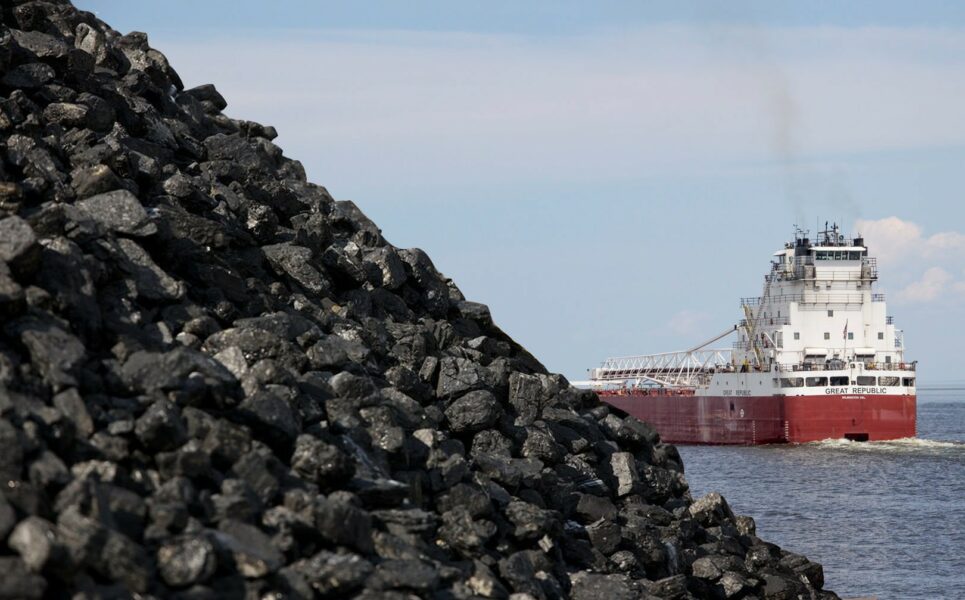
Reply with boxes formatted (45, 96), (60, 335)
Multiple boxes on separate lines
(828, 310), (834, 317)
(824, 332), (830, 340)
(878, 332), (884, 340)
(849, 251), (861, 260)
(829, 376), (849, 386)
(780, 377), (804, 388)
(885, 356), (892, 363)
(856, 376), (876, 385)
(880, 376), (899, 386)
(903, 377), (915, 387)
(806, 376), (828, 387)
(848, 332), (854, 340)
(793, 332), (800, 340)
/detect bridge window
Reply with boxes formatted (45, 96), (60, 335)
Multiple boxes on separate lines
(829, 376), (849, 386)
(806, 376), (828, 387)
(856, 376), (876, 385)
(879, 376), (900, 386)
(903, 377), (915, 387)
(780, 377), (804, 388)
(815, 250), (862, 261)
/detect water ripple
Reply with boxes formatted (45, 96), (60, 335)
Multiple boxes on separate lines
(678, 402), (965, 600)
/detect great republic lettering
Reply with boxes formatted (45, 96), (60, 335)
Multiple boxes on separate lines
(825, 387), (889, 395)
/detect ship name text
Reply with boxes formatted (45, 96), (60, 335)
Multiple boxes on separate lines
(825, 386), (889, 395)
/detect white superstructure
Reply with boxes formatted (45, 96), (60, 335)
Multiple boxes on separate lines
(589, 224), (917, 398)
(737, 224), (904, 370)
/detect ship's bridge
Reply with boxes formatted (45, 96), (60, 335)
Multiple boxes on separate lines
(736, 223), (907, 373)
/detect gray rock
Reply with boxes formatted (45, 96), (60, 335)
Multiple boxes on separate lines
(307, 335), (369, 370)
(1, 62), (55, 88)
(262, 243), (330, 296)
(720, 570), (752, 598)
(11, 29), (71, 60)
(688, 492), (736, 527)
(157, 535), (217, 587)
(28, 451), (69, 490)
(0, 216), (39, 276)
(505, 500), (559, 541)
(52, 388), (94, 438)
(609, 452), (640, 497)
(439, 506), (497, 555)
(369, 559), (440, 592)
(184, 84), (228, 110)
(42, 102), (89, 128)
(574, 493), (618, 523)
(76, 189), (157, 236)
(444, 390), (501, 433)
(238, 387), (299, 447)
(508, 371), (543, 424)
(569, 572), (642, 600)
(8, 516), (58, 572)
(135, 398), (188, 452)
(437, 357), (494, 399)
(12, 319), (86, 388)
(293, 551), (373, 597)
(108, 237), (184, 301)
(585, 518), (622, 555)
(215, 520), (283, 579)
(290, 434), (354, 488)
(203, 326), (306, 373)
(120, 347), (237, 398)
(314, 496), (373, 553)
(691, 556), (723, 580)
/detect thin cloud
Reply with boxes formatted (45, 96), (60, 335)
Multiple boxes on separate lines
(896, 266), (953, 304)
(154, 24), (965, 187)
(856, 217), (965, 304)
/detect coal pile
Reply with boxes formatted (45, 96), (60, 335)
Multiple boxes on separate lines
(0, 2), (839, 598)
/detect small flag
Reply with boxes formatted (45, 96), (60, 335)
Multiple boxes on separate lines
(843, 320), (848, 340)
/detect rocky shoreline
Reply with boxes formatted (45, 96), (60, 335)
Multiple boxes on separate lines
(0, 2), (838, 598)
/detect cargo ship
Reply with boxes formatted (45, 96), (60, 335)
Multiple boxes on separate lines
(582, 224), (917, 444)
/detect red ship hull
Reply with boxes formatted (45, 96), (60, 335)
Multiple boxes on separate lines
(600, 392), (916, 444)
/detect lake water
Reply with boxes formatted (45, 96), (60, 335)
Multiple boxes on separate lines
(678, 394), (965, 600)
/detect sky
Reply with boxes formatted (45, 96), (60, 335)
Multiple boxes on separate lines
(80, 1), (965, 385)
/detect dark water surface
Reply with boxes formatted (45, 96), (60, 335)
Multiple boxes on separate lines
(678, 398), (965, 600)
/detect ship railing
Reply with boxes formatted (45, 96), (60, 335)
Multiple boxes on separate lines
(784, 269), (878, 282)
(739, 316), (791, 328)
(771, 257), (878, 282)
(741, 292), (884, 307)
(777, 361), (916, 372)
